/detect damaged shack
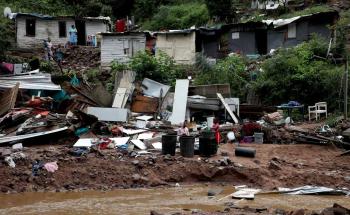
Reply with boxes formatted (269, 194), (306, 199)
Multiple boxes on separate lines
(100, 32), (147, 66)
(155, 29), (198, 64)
(198, 11), (338, 57)
(15, 13), (111, 48)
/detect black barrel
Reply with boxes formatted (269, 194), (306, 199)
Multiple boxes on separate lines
(199, 136), (217, 157)
(162, 135), (177, 156)
(179, 136), (195, 158)
(201, 130), (215, 138)
(235, 147), (256, 158)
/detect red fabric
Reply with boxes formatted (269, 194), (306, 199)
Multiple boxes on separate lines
(2, 63), (14, 73)
(115, 20), (126, 32)
(215, 131), (221, 144)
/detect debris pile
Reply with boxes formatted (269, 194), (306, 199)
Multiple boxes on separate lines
(60, 46), (100, 72)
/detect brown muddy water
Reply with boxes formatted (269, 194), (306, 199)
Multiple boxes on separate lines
(0, 184), (349, 215)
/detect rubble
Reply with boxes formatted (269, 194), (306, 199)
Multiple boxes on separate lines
(0, 57), (349, 210)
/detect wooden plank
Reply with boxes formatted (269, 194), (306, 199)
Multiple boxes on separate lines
(217, 93), (239, 124)
(112, 88), (127, 108)
(87, 107), (128, 122)
(169, 79), (189, 125)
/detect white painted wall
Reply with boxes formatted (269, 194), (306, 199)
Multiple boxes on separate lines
(101, 35), (146, 66)
(156, 31), (196, 64)
(16, 17), (108, 48)
(85, 20), (108, 37)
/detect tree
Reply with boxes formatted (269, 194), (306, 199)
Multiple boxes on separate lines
(204, 0), (236, 22)
(143, 2), (209, 30)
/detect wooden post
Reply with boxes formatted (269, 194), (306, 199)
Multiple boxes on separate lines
(345, 57), (348, 120)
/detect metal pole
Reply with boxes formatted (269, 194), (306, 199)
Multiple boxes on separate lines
(345, 57), (348, 120)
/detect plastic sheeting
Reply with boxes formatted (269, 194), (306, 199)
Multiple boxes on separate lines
(277, 186), (350, 195)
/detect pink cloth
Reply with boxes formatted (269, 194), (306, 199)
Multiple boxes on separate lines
(44, 162), (58, 173)
(2, 62), (14, 73)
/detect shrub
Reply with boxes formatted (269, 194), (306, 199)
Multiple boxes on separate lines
(254, 37), (344, 110)
(114, 51), (187, 86)
(39, 61), (56, 73)
(195, 54), (249, 99)
(142, 2), (209, 30)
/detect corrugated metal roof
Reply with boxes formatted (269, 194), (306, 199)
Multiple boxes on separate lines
(14, 13), (110, 21)
(155, 29), (196, 35)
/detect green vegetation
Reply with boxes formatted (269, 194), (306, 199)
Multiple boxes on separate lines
(141, 2), (209, 30)
(334, 9), (350, 56)
(0, 18), (12, 59)
(195, 54), (249, 99)
(254, 36), (344, 110)
(107, 51), (186, 87)
(204, 0), (237, 22)
(278, 5), (333, 19)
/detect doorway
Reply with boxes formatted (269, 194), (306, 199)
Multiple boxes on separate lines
(75, 20), (86, 45)
(255, 29), (267, 55)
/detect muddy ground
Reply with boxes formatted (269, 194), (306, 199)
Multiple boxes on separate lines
(0, 139), (349, 194)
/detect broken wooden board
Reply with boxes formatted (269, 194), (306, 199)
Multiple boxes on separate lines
(232, 188), (261, 200)
(87, 107), (128, 122)
(189, 84), (231, 98)
(142, 78), (170, 98)
(131, 95), (159, 113)
(131, 139), (147, 150)
(112, 88), (128, 108)
(217, 93), (239, 124)
(0, 83), (19, 116)
(0, 127), (69, 144)
(169, 79), (189, 125)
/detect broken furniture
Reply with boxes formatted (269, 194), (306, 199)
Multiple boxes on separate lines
(276, 104), (304, 121)
(308, 102), (327, 121)
(0, 83), (19, 116)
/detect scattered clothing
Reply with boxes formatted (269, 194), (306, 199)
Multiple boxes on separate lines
(44, 162), (58, 173)
(177, 127), (189, 136)
(32, 161), (44, 176)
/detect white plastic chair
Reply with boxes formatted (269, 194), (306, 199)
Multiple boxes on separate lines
(308, 102), (327, 121)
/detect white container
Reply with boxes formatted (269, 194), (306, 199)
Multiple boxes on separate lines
(207, 117), (214, 128)
(254, 132), (264, 144)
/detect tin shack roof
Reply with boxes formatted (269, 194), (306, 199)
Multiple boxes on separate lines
(14, 13), (111, 22)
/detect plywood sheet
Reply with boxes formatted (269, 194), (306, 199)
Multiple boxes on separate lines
(112, 88), (127, 108)
(87, 107), (128, 122)
(169, 79), (189, 125)
(217, 93), (239, 123)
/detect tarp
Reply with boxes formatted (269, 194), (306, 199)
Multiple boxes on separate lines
(277, 186), (350, 195)
(0, 72), (61, 91)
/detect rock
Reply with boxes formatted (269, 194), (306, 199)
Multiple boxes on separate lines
(253, 159), (260, 164)
(1, 148), (12, 157)
(269, 160), (281, 170)
(191, 209), (200, 213)
(342, 128), (350, 137)
(208, 188), (223, 196)
(219, 157), (231, 166)
(132, 160), (140, 166)
(132, 174), (141, 181)
(256, 207), (268, 212)
(344, 176), (350, 182)
(320, 203), (350, 215)
(275, 208), (287, 215)
(223, 208), (230, 212)
(291, 209), (305, 215)
(12, 143), (23, 152)
(150, 210), (163, 215)
(221, 152), (229, 156)
(23, 170), (32, 176)
(140, 176), (149, 182)
(164, 154), (173, 161)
